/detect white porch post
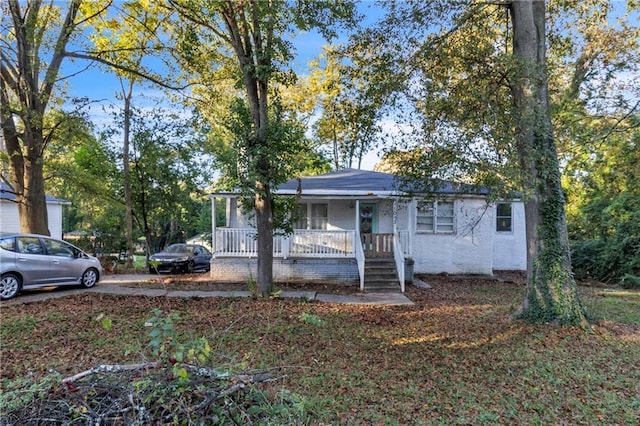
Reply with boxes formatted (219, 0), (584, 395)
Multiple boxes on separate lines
(355, 199), (360, 231)
(392, 199), (398, 235)
(211, 196), (217, 259)
(409, 198), (416, 258)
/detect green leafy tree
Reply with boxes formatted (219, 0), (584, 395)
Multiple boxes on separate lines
(168, 0), (358, 295)
(0, 0), (105, 235)
(306, 45), (384, 170)
(44, 110), (121, 237)
(85, 1), (174, 267)
(110, 106), (213, 256)
(353, 0), (637, 324)
(547, 2), (640, 285)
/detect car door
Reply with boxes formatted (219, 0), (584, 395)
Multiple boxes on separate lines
(15, 236), (50, 286)
(193, 246), (212, 268)
(43, 238), (82, 284)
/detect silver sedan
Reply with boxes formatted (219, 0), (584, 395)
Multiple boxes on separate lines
(0, 233), (102, 300)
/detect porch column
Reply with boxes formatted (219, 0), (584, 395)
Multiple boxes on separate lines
(392, 199), (398, 234)
(355, 199), (360, 232)
(211, 196), (217, 258)
(409, 198), (416, 258)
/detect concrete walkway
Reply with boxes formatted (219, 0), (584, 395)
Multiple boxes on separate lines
(1, 274), (415, 306)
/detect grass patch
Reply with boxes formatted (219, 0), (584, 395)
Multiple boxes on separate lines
(1, 277), (639, 424)
(580, 286), (640, 325)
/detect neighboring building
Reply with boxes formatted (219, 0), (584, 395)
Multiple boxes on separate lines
(209, 169), (527, 292)
(0, 182), (70, 239)
(186, 233), (212, 251)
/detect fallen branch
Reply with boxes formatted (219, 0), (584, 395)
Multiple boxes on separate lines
(62, 361), (160, 383)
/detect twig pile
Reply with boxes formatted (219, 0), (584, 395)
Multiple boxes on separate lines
(1, 363), (298, 425)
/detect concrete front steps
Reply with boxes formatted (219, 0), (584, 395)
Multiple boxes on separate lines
(364, 257), (401, 292)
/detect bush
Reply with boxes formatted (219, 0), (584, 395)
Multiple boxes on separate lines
(619, 274), (640, 289)
(571, 237), (640, 284)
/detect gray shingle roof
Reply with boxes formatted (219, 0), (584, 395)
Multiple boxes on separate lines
(275, 168), (488, 197)
(0, 182), (69, 204)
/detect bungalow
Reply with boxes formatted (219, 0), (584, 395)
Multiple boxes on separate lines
(0, 182), (70, 240)
(209, 169), (526, 292)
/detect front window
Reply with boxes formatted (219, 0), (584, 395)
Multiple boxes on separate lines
(496, 203), (512, 232)
(417, 201), (455, 233)
(294, 203), (328, 230)
(44, 239), (75, 258)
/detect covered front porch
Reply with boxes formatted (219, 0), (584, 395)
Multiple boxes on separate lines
(210, 197), (413, 292)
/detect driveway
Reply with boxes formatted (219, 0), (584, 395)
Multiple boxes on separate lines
(1, 274), (415, 306)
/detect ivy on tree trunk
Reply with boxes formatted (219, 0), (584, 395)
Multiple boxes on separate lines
(509, 0), (587, 326)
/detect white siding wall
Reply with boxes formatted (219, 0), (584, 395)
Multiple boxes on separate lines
(492, 201), (527, 270)
(411, 198), (494, 275)
(0, 201), (21, 233)
(0, 201), (64, 239)
(48, 204), (63, 239)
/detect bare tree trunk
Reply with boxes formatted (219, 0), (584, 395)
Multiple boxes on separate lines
(509, 0), (587, 325)
(122, 82), (135, 269)
(255, 181), (274, 295)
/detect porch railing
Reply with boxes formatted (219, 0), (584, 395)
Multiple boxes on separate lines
(214, 228), (355, 258)
(393, 233), (406, 292)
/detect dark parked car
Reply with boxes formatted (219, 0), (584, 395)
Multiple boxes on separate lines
(149, 244), (212, 274)
(0, 233), (102, 300)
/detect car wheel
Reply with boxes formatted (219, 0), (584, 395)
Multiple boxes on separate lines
(0, 273), (21, 300)
(81, 268), (99, 288)
(185, 261), (195, 274)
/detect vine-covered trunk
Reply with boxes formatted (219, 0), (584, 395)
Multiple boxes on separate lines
(509, 1), (587, 325)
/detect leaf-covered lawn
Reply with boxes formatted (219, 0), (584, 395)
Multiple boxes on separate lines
(2, 275), (639, 424)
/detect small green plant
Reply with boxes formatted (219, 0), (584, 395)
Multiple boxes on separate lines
(94, 313), (113, 331)
(145, 308), (212, 382)
(299, 312), (323, 326)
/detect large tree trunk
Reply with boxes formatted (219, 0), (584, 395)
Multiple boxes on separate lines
(1, 99), (50, 236)
(509, 1), (587, 325)
(1, 0), (82, 236)
(16, 154), (50, 235)
(255, 181), (274, 295)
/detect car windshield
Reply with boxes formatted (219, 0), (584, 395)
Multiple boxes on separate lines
(164, 244), (190, 254)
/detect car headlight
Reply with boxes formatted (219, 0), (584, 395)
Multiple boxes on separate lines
(176, 256), (189, 262)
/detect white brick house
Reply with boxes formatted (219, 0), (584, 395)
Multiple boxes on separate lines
(209, 169), (526, 292)
(0, 182), (69, 239)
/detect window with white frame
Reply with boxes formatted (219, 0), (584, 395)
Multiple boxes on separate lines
(416, 200), (455, 233)
(294, 203), (328, 230)
(496, 203), (512, 232)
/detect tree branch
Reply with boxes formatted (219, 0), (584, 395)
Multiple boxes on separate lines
(63, 51), (190, 91)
